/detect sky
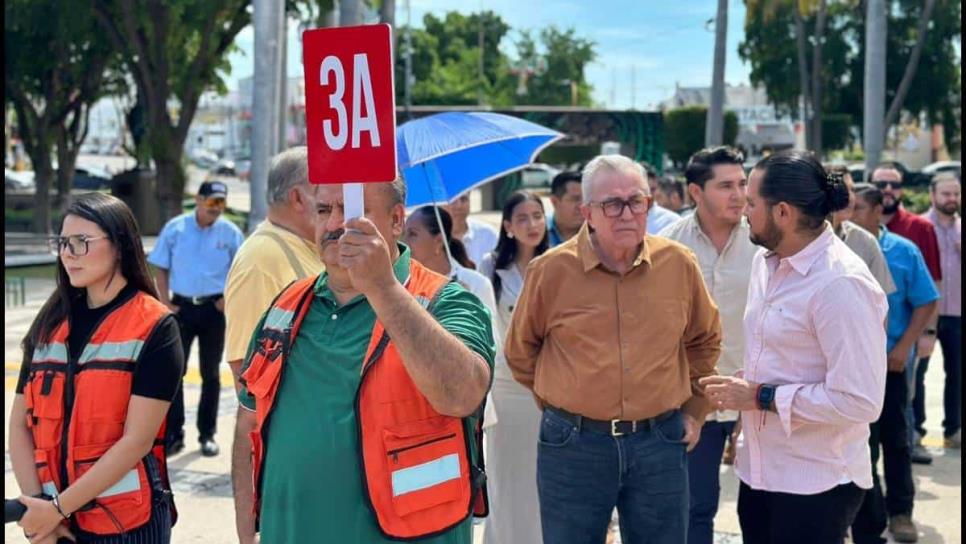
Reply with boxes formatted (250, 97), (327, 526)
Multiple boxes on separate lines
(226, 0), (752, 110)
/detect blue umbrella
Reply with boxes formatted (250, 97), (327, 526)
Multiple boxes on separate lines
(398, 112), (565, 208)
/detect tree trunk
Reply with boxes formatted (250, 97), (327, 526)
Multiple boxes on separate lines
(31, 150), (55, 234)
(883, 0), (937, 131)
(810, 0), (828, 156)
(793, 5), (813, 150)
(151, 128), (187, 222)
(54, 126), (76, 216)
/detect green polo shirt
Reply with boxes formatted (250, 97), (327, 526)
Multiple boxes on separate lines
(239, 245), (494, 544)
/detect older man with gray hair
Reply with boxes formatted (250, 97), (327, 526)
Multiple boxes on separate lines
(224, 146), (324, 390)
(505, 154), (722, 544)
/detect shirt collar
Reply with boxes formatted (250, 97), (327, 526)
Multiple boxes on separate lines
(576, 222), (650, 273)
(315, 242), (411, 303)
(775, 223), (835, 276)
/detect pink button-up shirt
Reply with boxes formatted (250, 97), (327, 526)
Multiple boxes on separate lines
(736, 227), (888, 494)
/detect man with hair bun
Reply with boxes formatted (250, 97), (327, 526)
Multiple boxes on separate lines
(702, 151), (888, 543)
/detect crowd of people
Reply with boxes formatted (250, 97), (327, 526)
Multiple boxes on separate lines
(8, 144), (961, 544)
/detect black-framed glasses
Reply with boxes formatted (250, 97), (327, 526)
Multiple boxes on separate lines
(48, 235), (108, 256)
(872, 179), (902, 190)
(590, 196), (651, 218)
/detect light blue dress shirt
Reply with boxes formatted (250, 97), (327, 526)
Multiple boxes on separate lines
(148, 212), (244, 297)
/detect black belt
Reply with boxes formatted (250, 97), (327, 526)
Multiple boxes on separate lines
(172, 293), (222, 306)
(546, 406), (677, 437)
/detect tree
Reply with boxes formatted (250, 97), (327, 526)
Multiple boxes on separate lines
(665, 106), (738, 167)
(394, 11), (596, 108)
(5, 0), (114, 233)
(92, 0), (251, 222)
(740, 0), (961, 154)
(512, 27), (596, 107)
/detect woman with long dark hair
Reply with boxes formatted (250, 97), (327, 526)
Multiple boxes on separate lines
(404, 205), (501, 428)
(10, 193), (183, 543)
(477, 191), (549, 544)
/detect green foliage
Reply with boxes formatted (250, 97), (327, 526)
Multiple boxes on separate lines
(821, 113), (853, 151)
(740, 0), (961, 148)
(395, 11), (595, 107)
(664, 107), (738, 167)
(902, 186), (933, 214)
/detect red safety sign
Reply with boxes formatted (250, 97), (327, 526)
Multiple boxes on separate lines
(302, 23), (397, 184)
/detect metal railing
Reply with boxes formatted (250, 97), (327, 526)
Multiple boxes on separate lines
(5, 276), (26, 307)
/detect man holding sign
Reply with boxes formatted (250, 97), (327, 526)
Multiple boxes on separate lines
(230, 24), (494, 544)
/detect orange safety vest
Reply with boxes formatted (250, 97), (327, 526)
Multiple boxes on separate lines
(241, 260), (489, 540)
(22, 290), (177, 535)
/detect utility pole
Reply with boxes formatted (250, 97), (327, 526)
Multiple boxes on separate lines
(249, 0), (283, 232)
(705, 0), (728, 146)
(864, 0), (886, 180)
(278, 12), (288, 154)
(404, 0), (413, 119)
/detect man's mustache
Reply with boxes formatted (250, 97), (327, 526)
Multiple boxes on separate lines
(322, 229), (345, 244)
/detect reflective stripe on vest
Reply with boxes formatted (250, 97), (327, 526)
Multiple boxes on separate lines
(98, 468), (141, 498)
(79, 340), (145, 365)
(391, 453), (461, 497)
(33, 343), (68, 364)
(26, 291), (177, 535)
(245, 262), (486, 539)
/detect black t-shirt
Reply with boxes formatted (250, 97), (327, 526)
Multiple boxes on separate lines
(17, 285), (184, 401)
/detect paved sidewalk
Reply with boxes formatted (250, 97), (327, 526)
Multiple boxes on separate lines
(4, 270), (961, 543)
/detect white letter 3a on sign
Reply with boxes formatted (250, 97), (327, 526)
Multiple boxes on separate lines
(351, 53), (381, 149)
(320, 55), (348, 150)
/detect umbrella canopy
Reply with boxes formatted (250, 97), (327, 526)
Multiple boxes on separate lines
(397, 112), (564, 208)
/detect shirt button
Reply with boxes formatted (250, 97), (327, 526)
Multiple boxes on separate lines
(331, 314), (338, 320)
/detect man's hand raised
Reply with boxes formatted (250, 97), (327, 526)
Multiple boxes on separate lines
(339, 217), (396, 295)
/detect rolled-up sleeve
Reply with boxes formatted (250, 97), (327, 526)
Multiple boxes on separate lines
(774, 276), (888, 436)
(682, 252), (722, 414)
(504, 260), (547, 392)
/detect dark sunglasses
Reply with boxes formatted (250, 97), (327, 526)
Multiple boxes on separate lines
(872, 180), (902, 190)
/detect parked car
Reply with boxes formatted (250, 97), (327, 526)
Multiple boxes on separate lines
(73, 166), (113, 190)
(213, 159), (237, 176)
(848, 161), (928, 186)
(5, 168), (35, 192)
(921, 160), (961, 181)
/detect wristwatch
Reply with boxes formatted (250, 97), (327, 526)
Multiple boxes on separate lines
(923, 328), (937, 336)
(757, 384), (777, 412)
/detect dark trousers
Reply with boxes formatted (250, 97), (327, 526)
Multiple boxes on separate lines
(851, 371), (917, 542)
(738, 482), (865, 544)
(687, 419), (736, 544)
(913, 316), (962, 438)
(536, 409), (689, 544)
(168, 300), (225, 444)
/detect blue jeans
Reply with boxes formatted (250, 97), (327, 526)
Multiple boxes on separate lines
(687, 420), (736, 544)
(536, 408), (689, 544)
(914, 316), (962, 438)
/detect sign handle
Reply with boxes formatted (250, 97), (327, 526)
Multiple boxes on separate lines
(344, 183), (365, 221)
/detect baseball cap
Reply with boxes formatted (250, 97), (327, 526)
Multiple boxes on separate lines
(198, 181), (228, 198)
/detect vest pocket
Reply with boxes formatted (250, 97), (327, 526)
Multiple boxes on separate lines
(26, 371), (65, 449)
(33, 449), (60, 496)
(71, 442), (151, 534)
(242, 351), (283, 400)
(382, 418), (469, 517)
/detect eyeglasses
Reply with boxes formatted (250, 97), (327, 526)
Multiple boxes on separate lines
(203, 197), (227, 209)
(872, 180), (902, 190)
(590, 196), (651, 218)
(48, 235), (108, 256)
